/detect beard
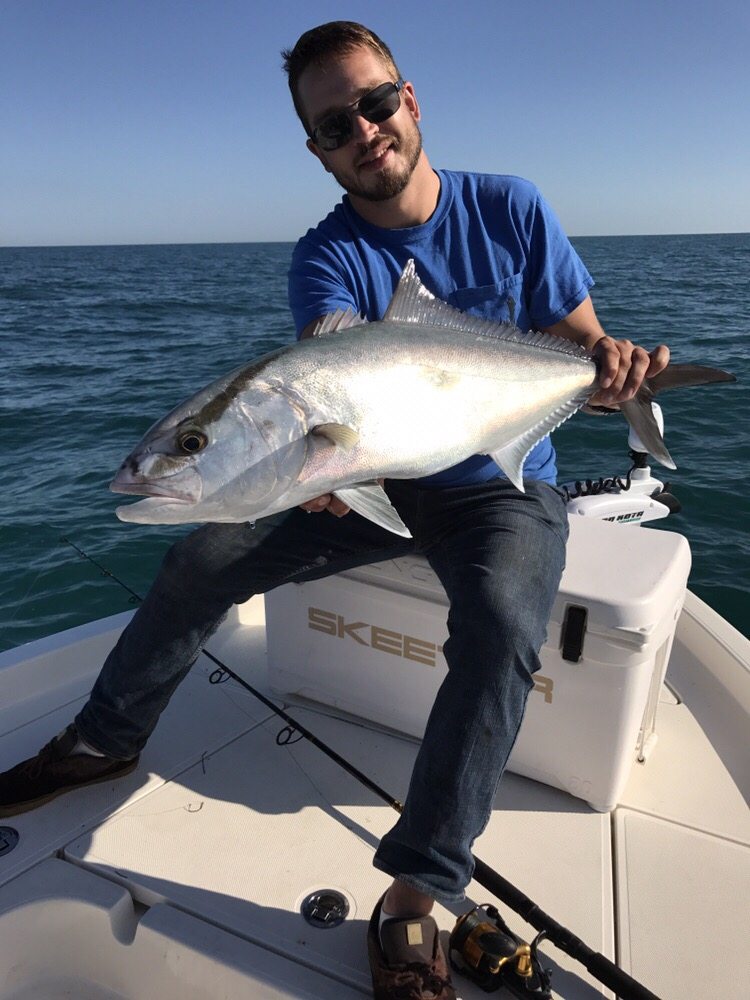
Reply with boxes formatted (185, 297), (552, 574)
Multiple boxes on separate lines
(331, 120), (423, 203)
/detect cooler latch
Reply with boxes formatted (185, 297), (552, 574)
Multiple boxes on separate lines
(561, 604), (588, 662)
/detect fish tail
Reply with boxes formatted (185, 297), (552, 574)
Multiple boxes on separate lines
(620, 363), (736, 470)
(648, 363), (736, 394)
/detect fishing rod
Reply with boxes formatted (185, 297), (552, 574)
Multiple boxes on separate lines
(61, 537), (403, 814)
(62, 536), (663, 1000)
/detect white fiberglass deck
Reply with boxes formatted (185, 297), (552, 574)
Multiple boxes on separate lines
(0, 591), (748, 999)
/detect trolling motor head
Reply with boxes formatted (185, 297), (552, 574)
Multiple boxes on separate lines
(449, 904), (552, 997)
(564, 402), (682, 523)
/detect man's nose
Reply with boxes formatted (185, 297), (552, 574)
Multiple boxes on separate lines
(349, 111), (379, 143)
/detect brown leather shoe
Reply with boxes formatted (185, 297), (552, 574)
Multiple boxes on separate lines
(0, 724), (139, 817)
(367, 893), (456, 1000)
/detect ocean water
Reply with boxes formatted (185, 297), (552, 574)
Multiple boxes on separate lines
(0, 235), (748, 652)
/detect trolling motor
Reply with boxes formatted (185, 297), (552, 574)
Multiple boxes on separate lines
(562, 403), (682, 525)
(449, 903), (552, 997)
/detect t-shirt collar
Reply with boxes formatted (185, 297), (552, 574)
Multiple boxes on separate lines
(341, 169), (452, 244)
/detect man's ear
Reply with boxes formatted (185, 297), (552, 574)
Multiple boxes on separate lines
(402, 81), (421, 122)
(306, 137), (332, 173)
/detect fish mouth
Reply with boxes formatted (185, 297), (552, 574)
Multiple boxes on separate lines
(109, 467), (202, 504)
(114, 496), (196, 523)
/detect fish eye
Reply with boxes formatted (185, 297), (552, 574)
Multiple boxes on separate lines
(177, 429), (208, 454)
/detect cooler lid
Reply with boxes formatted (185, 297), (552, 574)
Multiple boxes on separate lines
(341, 517), (691, 638)
(552, 517), (691, 636)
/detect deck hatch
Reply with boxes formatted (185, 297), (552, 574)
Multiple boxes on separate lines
(301, 889), (350, 928)
(0, 827), (19, 856)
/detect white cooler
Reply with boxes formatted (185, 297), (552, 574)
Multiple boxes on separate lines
(265, 517), (691, 811)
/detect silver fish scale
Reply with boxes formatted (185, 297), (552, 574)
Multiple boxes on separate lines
(112, 262), (599, 527)
(265, 320), (596, 486)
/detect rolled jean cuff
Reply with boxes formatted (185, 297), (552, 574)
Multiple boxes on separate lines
(372, 843), (469, 904)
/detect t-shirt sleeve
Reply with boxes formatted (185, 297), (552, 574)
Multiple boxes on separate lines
(525, 189), (594, 328)
(288, 237), (359, 338)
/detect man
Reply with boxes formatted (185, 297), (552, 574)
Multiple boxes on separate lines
(0, 21), (668, 1000)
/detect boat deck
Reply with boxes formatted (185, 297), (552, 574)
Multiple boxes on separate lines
(0, 594), (748, 999)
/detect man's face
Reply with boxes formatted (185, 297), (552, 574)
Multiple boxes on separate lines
(298, 46), (423, 203)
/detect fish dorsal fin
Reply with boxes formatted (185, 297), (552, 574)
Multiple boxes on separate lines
(385, 260), (590, 360)
(488, 387), (593, 491)
(312, 309), (366, 337)
(333, 482), (412, 538)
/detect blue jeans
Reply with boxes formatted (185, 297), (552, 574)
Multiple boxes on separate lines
(76, 479), (568, 903)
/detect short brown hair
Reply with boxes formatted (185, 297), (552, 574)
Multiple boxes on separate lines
(281, 21), (402, 135)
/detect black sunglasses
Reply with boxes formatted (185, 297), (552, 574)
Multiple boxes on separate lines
(309, 80), (405, 151)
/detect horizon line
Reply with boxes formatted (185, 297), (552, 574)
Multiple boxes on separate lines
(1, 230), (749, 251)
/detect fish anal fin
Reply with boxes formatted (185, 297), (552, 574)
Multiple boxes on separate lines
(333, 482), (412, 538)
(486, 388), (593, 491)
(488, 442), (527, 492)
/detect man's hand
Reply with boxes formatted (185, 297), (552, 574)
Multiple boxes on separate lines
(589, 337), (670, 406)
(298, 478), (386, 518)
(543, 296), (670, 407)
(299, 494), (351, 517)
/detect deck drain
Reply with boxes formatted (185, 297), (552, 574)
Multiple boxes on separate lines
(0, 827), (19, 856)
(301, 889), (350, 928)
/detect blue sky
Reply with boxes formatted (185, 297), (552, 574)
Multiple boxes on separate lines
(2, 0), (748, 245)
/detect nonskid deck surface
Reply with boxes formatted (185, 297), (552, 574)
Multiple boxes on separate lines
(0, 597), (748, 999)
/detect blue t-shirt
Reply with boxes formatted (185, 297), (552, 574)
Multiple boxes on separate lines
(288, 170), (593, 486)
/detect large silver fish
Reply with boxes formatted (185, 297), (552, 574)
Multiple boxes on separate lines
(111, 260), (734, 537)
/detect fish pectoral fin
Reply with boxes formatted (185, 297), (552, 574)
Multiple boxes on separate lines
(312, 423), (360, 450)
(333, 483), (412, 538)
(487, 441), (528, 493)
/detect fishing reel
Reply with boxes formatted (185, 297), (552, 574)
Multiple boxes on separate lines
(449, 904), (552, 997)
